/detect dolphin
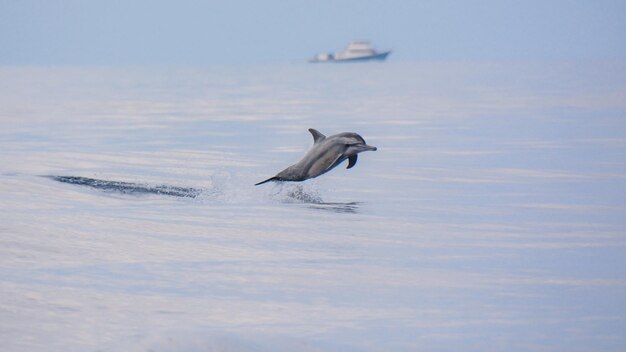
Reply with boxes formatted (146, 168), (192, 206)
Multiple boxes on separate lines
(255, 128), (377, 185)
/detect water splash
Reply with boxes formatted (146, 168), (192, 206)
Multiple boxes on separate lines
(269, 183), (322, 203)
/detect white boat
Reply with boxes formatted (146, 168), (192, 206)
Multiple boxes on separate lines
(310, 41), (391, 63)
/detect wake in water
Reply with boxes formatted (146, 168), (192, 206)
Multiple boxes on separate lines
(270, 183), (361, 214)
(47, 176), (202, 198)
(46, 175), (361, 213)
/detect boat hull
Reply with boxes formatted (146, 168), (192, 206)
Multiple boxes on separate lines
(336, 51), (391, 62)
(310, 51), (391, 63)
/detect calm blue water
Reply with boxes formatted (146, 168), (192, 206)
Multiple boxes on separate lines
(1, 62), (625, 351)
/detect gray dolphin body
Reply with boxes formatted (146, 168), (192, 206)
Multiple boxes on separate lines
(255, 128), (377, 185)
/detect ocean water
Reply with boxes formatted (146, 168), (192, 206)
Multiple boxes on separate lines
(1, 62), (625, 351)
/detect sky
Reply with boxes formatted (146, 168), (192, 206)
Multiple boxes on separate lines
(1, 0), (625, 65)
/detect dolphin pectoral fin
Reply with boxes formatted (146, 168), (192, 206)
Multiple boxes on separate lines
(347, 155), (358, 169)
(308, 128), (326, 144)
(255, 176), (279, 186)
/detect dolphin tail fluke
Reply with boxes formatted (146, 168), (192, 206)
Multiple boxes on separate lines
(255, 176), (280, 186)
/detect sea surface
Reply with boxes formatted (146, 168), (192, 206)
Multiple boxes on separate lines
(1, 62), (625, 351)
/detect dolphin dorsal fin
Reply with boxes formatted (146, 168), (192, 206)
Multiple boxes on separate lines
(308, 128), (326, 144)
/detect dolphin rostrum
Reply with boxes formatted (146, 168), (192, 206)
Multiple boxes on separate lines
(255, 128), (377, 185)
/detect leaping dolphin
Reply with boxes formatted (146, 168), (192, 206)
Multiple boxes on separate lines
(255, 128), (377, 185)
